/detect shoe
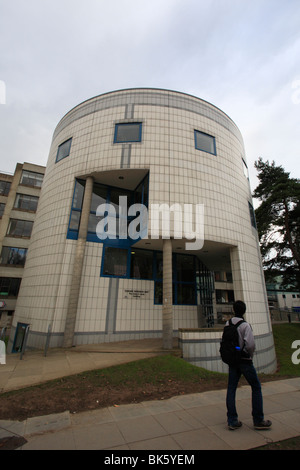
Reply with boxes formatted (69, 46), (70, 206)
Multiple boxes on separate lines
(254, 420), (272, 430)
(228, 421), (242, 430)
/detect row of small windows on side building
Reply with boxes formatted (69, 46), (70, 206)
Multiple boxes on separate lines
(0, 195), (38, 219)
(0, 170), (44, 197)
(56, 124), (217, 163)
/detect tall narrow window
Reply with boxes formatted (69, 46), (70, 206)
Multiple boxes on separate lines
(242, 158), (249, 179)
(56, 138), (72, 163)
(0, 203), (5, 217)
(194, 130), (216, 155)
(248, 202), (257, 229)
(130, 249), (153, 280)
(114, 123), (142, 143)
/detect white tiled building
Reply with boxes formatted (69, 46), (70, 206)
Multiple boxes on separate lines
(10, 89), (276, 372)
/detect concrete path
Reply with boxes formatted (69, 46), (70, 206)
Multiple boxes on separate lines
(0, 339), (171, 393)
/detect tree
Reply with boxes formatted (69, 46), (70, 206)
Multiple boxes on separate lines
(253, 158), (300, 290)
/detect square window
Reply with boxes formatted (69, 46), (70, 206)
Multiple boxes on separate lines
(114, 123), (142, 143)
(56, 138), (72, 163)
(102, 247), (128, 277)
(194, 130), (216, 155)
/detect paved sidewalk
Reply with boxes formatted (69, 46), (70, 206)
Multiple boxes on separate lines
(0, 341), (300, 450)
(0, 378), (299, 450)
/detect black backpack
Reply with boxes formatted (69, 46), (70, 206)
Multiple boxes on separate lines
(220, 319), (245, 366)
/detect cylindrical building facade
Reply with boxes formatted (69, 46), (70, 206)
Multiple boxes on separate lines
(10, 88), (276, 373)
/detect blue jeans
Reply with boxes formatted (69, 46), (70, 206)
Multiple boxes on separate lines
(226, 361), (264, 425)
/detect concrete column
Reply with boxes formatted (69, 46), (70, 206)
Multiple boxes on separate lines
(230, 247), (244, 302)
(63, 176), (94, 348)
(162, 238), (173, 349)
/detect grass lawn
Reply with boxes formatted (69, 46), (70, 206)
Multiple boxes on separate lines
(272, 323), (300, 375)
(254, 323), (300, 450)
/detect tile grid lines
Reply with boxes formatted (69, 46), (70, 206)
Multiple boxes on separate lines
(52, 90), (244, 148)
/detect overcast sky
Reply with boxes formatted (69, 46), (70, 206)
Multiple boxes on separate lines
(0, 0), (299, 197)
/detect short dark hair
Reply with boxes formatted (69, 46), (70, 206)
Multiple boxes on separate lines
(233, 300), (246, 316)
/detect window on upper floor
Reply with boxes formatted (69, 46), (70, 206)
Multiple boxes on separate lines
(0, 180), (11, 196)
(14, 194), (39, 212)
(7, 219), (34, 238)
(0, 246), (28, 266)
(67, 174), (149, 243)
(0, 203), (5, 218)
(194, 130), (216, 155)
(20, 170), (44, 188)
(0, 277), (22, 297)
(56, 138), (72, 163)
(114, 123), (142, 143)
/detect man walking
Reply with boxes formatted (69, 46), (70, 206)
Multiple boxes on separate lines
(226, 300), (272, 430)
